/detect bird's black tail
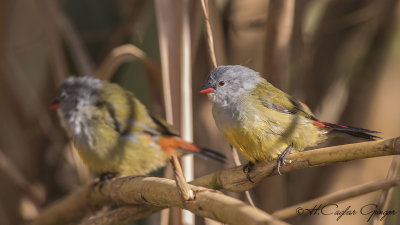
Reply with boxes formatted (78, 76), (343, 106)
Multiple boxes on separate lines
(313, 121), (381, 140)
(197, 148), (226, 163)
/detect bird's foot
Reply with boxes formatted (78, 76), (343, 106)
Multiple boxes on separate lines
(242, 161), (255, 183)
(100, 172), (119, 181)
(277, 144), (293, 175)
(97, 172), (119, 191)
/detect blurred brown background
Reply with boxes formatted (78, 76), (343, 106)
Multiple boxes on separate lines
(0, 0), (400, 225)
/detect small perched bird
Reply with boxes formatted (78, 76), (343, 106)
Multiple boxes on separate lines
(200, 65), (379, 180)
(51, 77), (225, 178)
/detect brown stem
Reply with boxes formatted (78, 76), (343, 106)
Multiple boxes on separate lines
(32, 137), (400, 225)
(191, 137), (400, 192)
(32, 177), (288, 225)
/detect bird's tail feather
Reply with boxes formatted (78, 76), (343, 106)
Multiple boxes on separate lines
(193, 148), (226, 163)
(313, 121), (381, 140)
(158, 136), (226, 163)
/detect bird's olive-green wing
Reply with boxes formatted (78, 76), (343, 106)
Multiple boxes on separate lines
(252, 80), (316, 119)
(96, 82), (158, 136)
(98, 80), (179, 137)
(150, 116), (180, 136)
(98, 83), (143, 134)
(121, 91), (176, 136)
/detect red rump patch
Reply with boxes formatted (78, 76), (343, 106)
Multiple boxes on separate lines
(333, 124), (349, 128)
(313, 120), (326, 128)
(313, 121), (349, 129)
(312, 120), (380, 140)
(158, 136), (200, 155)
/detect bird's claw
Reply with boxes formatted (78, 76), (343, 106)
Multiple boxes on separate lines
(97, 172), (119, 191)
(243, 161), (255, 183)
(276, 144), (293, 175)
(277, 156), (284, 175)
(100, 172), (119, 181)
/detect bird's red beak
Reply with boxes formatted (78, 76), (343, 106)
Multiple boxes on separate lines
(200, 88), (214, 93)
(200, 81), (215, 93)
(49, 99), (60, 110)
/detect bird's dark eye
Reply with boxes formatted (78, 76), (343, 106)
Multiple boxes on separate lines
(219, 81), (225, 86)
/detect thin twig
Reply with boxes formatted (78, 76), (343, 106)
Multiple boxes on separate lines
(68, 142), (91, 184)
(230, 146), (256, 207)
(201, 0), (256, 208)
(244, 189), (256, 207)
(272, 177), (400, 219)
(96, 44), (148, 80)
(200, 0), (217, 68)
(95, 44), (164, 115)
(374, 156), (400, 225)
(170, 157), (194, 201)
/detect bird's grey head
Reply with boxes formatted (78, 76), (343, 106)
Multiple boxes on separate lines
(51, 77), (102, 134)
(200, 65), (260, 106)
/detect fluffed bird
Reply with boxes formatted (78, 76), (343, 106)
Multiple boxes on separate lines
(200, 65), (379, 180)
(51, 77), (225, 178)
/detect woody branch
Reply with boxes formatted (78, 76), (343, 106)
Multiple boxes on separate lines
(32, 176), (287, 225)
(31, 137), (400, 225)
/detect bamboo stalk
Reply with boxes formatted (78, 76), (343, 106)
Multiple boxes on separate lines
(155, 2), (193, 224)
(154, 0), (174, 125)
(181, 0), (195, 223)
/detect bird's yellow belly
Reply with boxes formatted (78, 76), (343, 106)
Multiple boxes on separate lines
(75, 134), (168, 176)
(215, 108), (327, 163)
(219, 124), (287, 162)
